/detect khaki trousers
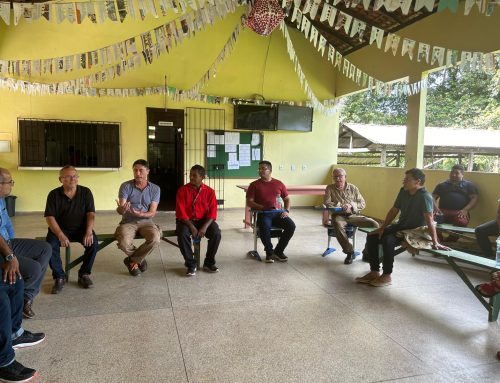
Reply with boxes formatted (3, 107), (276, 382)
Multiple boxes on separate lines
(115, 220), (162, 263)
(331, 214), (379, 254)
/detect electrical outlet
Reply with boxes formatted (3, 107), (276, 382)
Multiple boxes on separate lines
(302, 164), (307, 171)
(279, 164), (285, 171)
(291, 164), (296, 171)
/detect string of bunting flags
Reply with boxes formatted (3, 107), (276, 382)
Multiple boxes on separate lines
(0, 20), (333, 111)
(292, 10), (500, 97)
(0, 20), (242, 101)
(279, 21), (338, 114)
(286, 0), (498, 18)
(0, 0), (245, 26)
(0, 0), (240, 77)
(288, 1), (499, 73)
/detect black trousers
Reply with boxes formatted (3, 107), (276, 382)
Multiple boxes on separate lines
(475, 220), (499, 259)
(176, 220), (221, 268)
(367, 225), (403, 275)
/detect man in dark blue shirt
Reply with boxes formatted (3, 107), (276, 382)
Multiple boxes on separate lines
(356, 168), (449, 287)
(45, 166), (98, 293)
(432, 164), (478, 228)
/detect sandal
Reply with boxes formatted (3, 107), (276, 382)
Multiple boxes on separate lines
(475, 281), (500, 298)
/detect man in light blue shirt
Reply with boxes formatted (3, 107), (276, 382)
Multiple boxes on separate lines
(115, 160), (162, 277)
(0, 168), (51, 319)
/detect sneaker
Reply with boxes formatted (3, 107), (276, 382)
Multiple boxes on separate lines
(51, 278), (65, 294)
(123, 257), (141, 277)
(265, 253), (274, 263)
(186, 267), (197, 276)
(344, 253), (355, 265)
(22, 300), (35, 320)
(0, 360), (38, 383)
(273, 252), (288, 262)
(12, 330), (46, 350)
(139, 259), (148, 273)
(77, 274), (94, 289)
(203, 264), (219, 273)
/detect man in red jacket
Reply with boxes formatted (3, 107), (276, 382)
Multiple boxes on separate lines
(176, 165), (221, 276)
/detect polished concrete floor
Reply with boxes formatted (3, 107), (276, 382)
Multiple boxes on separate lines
(10, 209), (500, 383)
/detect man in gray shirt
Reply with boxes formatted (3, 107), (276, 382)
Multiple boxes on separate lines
(115, 160), (161, 276)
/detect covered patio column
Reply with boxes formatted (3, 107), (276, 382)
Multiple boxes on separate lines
(405, 73), (428, 169)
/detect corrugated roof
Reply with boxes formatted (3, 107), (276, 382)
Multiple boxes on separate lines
(345, 124), (500, 149)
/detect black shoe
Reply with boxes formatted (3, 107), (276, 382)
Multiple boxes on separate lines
(12, 330), (46, 350)
(273, 252), (288, 262)
(203, 264), (219, 273)
(51, 278), (65, 294)
(344, 253), (355, 265)
(0, 360), (38, 382)
(186, 267), (197, 276)
(78, 274), (94, 289)
(23, 300), (35, 319)
(265, 253), (274, 263)
(123, 257), (141, 277)
(139, 259), (148, 272)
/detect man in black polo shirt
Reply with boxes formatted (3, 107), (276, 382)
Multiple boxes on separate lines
(44, 166), (98, 293)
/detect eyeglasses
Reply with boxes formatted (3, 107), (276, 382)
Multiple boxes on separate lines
(0, 180), (14, 185)
(61, 175), (79, 180)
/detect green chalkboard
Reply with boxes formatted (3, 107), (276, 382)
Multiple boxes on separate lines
(206, 130), (263, 179)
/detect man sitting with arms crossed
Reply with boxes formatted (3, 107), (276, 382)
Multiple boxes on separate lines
(45, 166), (98, 293)
(246, 161), (296, 263)
(0, 275), (45, 382)
(0, 168), (51, 319)
(116, 160), (162, 277)
(432, 164), (478, 240)
(356, 168), (449, 287)
(323, 168), (379, 265)
(176, 165), (221, 276)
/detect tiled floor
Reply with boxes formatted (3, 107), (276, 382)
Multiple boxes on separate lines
(10, 209), (500, 382)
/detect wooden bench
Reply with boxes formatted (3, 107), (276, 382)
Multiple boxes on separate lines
(36, 230), (201, 281)
(358, 227), (500, 321)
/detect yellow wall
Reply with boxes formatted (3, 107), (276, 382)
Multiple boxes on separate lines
(336, 165), (500, 227)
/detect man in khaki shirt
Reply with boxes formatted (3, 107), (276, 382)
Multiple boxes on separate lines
(323, 168), (379, 264)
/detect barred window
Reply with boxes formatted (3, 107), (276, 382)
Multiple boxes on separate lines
(18, 118), (121, 168)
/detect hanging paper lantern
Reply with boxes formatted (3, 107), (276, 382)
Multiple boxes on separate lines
(245, 0), (285, 36)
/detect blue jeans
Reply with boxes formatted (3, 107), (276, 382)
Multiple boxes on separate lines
(1, 239), (51, 302)
(256, 212), (296, 255)
(46, 229), (98, 279)
(0, 278), (24, 368)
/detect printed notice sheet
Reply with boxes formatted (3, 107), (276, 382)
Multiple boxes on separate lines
(227, 152), (239, 169)
(225, 144), (237, 153)
(207, 145), (216, 158)
(251, 133), (260, 146)
(225, 132), (240, 145)
(252, 148), (261, 161)
(239, 144), (251, 166)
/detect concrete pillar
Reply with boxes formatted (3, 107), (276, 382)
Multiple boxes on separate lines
(405, 73), (428, 169)
(380, 147), (387, 166)
(467, 152), (474, 171)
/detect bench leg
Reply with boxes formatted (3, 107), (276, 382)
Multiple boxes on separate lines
(489, 295), (500, 322)
(65, 247), (71, 282)
(193, 241), (201, 269)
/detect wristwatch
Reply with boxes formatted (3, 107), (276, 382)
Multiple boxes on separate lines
(4, 253), (15, 262)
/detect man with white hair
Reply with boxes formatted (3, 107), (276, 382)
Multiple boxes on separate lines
(323, 168), (379, 264)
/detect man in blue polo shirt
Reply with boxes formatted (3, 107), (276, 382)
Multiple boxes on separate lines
(432, 164), (478, 229)
(0, 168), (51, 319)
(115, 160), (161, 277)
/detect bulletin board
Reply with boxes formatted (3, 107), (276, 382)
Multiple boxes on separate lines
(206, 130), (263, 178)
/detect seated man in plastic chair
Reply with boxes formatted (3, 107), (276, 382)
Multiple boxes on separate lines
(176, 165), (221, 277)
(246, 161), (296, 263)
(323, 168), (379, 265)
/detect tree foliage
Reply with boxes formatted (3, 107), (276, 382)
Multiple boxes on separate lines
(339, 68), (500, 129)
